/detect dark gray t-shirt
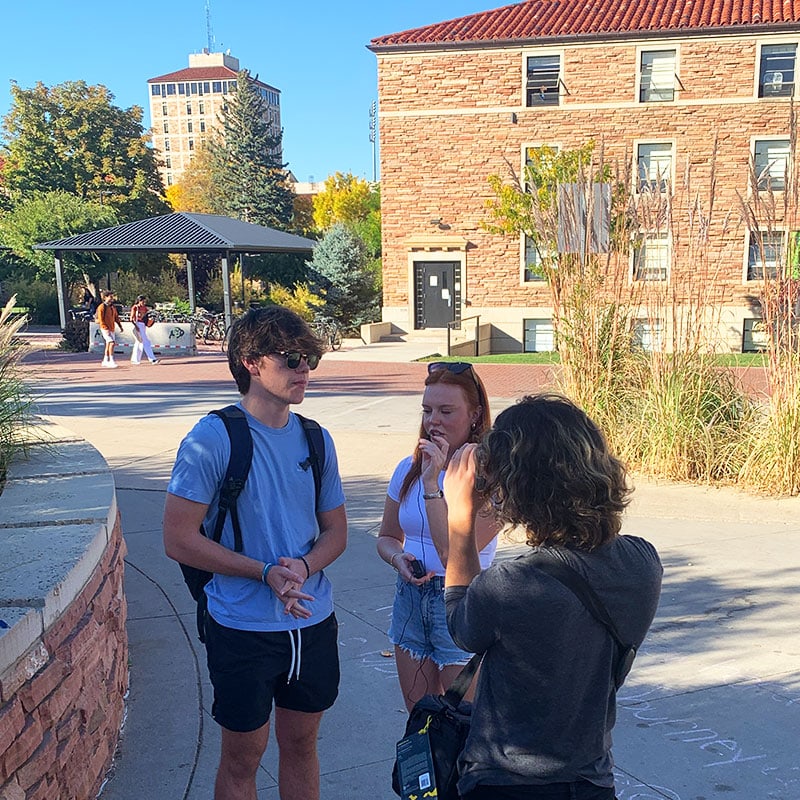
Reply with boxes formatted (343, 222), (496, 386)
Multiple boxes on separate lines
(445, 535), (662, 795)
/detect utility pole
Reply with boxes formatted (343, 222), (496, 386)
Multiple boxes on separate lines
(369, 100), (377, 182)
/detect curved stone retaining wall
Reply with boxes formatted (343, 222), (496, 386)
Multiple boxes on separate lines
(0, 422), (128, 800)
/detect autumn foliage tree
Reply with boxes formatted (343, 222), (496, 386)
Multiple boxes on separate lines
(1, 80), (168, 222)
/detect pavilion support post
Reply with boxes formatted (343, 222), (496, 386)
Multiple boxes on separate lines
(221, 253), (233, 331)
(185, 254), (196, 313)
(53, 251), (68, 329)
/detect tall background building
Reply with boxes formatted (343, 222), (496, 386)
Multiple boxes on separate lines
(147, 50), (281, 188)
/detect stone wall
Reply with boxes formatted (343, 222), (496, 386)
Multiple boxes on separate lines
(0, 424), (128, 800)
(376, 30), (795, 350)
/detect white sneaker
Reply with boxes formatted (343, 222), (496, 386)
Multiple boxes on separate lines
(101, 359), (110, 368)
(131, 360), (141, 365)
(150, 359), (160, 364)
(108, 360), (119, 369)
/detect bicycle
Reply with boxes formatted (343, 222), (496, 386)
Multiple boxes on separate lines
(199, 312), (227, 346)
(312, 316), (343, 351)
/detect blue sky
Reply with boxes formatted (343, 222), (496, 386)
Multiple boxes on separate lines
(1, 1), (496, 183)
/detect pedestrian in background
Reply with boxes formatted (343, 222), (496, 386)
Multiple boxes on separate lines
(130, 295), (159, 365)
(96, 291), (124, 369)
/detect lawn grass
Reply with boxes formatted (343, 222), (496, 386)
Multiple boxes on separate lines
(416, 351), (766, 367)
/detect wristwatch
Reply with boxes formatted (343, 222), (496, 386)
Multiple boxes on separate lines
(422, 489), (444, 500)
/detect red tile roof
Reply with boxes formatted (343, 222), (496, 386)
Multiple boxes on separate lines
(370, 0), (800, 48)
(148, 66), (237, 83)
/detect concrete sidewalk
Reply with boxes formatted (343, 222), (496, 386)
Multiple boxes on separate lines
(21, 338), (800, 800)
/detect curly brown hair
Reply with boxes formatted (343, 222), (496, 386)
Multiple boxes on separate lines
(227, 306), (323, 395)
(477, 393), (630, 551)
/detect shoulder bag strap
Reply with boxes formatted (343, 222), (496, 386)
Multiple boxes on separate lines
(442, 652), (483, 708)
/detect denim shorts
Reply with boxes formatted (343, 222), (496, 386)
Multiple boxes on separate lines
(388, 575), (472, 667)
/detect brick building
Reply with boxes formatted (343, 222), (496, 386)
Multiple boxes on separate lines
(370, 0), (800, 353)
(147, 51), (281, 188)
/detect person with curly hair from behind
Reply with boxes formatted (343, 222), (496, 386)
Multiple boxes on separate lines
(443, 393), (663, 800)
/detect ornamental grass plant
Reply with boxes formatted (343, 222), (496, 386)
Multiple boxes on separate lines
(0, 295), (34, 484)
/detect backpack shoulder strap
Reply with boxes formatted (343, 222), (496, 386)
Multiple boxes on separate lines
(528, 552), (637, 688)
(208, 405), (253, 551)
(295, 413), (325, 510)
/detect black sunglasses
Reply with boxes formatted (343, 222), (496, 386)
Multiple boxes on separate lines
(427, 361), (484, 405)
(275, 351), (320, 370)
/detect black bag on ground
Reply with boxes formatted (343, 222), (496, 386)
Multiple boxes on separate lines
(392, 652), (481, 800)
(178, 405), (325, 642)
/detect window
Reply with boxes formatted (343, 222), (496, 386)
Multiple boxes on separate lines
(200, 120), (206, 133)
(187, 121), (193, 133)
(633, 232), (669, 281)
(166, 173), (173, 186)
(161, 102), (168, 116)
(166, 83), (176, 95)
(213, 81), (223, 93)
(524, 237), (549, 282)
(640, 50), (676, 102)
(188, 138), (194, 151)
(637, 143), (673, 192)
(754, 139), (790, 190)
(747, 231), (782, 280)
(526, 55), (561, 106)
(524, 319), (555, 352)
(632, 318), (663, 351)
(759, 44), (796, 97)
(199, 101), (205, 114)
(162, 121), (169, 134)
(186, 101), (192, 114)
(165, 156), (171, 169)
(164, 138), (170, 151)
(742, 318), (769, 352)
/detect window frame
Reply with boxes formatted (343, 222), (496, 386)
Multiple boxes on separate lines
(519, 143), (561, 284)
(742, 318), (769, 352)
(746, 230), (784, 281)
(632, 317), (664, 351)
(632, 230), (671, 282)
(752, 136), (790, 191)
(757, 41), (797, 98)
(638, 47), (678, 103)
(523, 318), (556, 353)
(635, 140), (675, 193)
(523, 50), (564, 108)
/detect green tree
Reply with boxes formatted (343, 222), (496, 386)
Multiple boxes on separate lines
(0, 190), (118, 285)
(313, 173), (381, 256)
(306, 223), (379, 331)
(209, 71), (294, 229)
(1, 80), (168, 222)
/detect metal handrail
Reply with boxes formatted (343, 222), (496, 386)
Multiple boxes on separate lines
(447, 314), (481, 356)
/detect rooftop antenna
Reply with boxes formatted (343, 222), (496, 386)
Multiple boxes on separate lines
(205, 0), (215, 52)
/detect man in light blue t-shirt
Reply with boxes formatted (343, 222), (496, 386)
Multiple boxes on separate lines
(164, 306), (347, 800)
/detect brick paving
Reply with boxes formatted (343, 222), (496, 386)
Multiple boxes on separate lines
(18, 343), (557, 399)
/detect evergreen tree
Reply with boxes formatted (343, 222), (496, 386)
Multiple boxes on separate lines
(306, 224), (380, 330)
(209, 71), (294, 230)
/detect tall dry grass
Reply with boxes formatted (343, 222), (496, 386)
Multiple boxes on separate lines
(486, 140), (757, 487)
(736, 105), (800, 494)
(0, 296), (34, 483)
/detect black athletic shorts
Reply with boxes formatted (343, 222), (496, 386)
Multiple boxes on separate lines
(205, 612), (340, 733)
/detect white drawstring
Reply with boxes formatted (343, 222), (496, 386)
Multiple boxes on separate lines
(286, 629), (302, 684)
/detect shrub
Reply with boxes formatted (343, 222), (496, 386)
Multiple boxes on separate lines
(59, 318), (89, 352)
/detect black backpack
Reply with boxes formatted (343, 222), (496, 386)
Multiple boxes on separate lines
(179, 405), (325, 642)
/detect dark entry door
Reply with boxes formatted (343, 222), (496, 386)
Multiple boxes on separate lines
(414, 261), (457, 329)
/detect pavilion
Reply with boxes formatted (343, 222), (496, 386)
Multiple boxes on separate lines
(34, 212), (317, 329)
